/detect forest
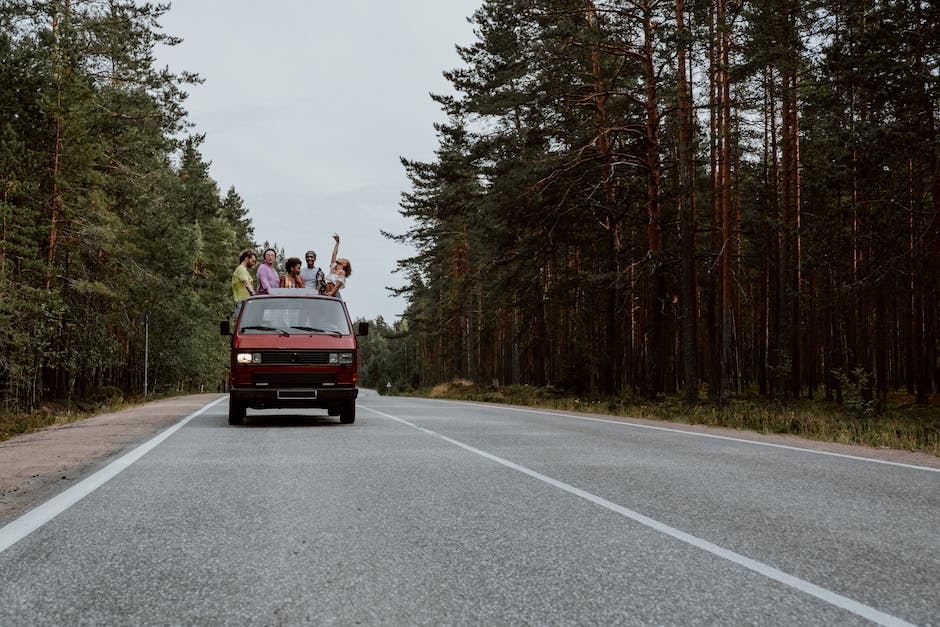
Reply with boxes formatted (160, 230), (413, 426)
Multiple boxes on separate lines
(0, 1), (253, 410)
(381, 0), (940, 406)
(1, 1), (937, 416)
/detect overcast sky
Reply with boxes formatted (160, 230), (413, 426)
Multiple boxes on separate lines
(155, 1), (482, 322)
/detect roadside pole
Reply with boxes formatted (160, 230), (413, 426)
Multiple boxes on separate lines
(144, 313), (149, 396)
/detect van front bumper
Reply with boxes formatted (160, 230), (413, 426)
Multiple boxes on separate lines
(231, 386), (358, 410)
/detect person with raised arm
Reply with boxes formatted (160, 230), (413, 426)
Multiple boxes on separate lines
(324, 234), (352, 298)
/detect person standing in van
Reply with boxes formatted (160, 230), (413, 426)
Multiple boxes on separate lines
(232, 248), (257, 317)
(300, 250), (326, 294)
(279, 257), (306, 288)
(256, 248), (279, 295)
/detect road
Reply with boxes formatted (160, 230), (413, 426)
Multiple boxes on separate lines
(0, 390), (937, 625)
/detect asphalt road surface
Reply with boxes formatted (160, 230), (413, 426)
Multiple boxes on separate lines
(0, 390), (937, 625)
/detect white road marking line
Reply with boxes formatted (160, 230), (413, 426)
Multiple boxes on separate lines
(433, 399), (939, 473)
(363, 405), (917, 627)
(0, 397), (226, 555)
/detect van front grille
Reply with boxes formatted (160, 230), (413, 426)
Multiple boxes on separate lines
(257, 350), (329, 365)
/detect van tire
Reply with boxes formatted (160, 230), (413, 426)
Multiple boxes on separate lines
(228, 399), (246, 425)
(339, 402), (355, 424)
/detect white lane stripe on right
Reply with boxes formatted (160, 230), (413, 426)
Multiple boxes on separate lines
(442, 400), (940, 473)
(364, 406), (917, 627)
(0, 396), (226, 555)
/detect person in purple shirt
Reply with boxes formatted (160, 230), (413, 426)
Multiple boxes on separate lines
(256, 248), (280, 295)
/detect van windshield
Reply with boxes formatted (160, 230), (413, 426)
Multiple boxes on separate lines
(239, 298), (351, 336)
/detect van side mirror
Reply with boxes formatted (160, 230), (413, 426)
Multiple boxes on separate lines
(357, 321), (369, 336)
(220, 320), (231, 336)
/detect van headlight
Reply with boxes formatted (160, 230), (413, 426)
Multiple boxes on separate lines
(329, 352), (353, 364)
(237, 352), (261, 364)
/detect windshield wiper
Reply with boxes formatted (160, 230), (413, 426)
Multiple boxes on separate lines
(240, 325), (289, 336)
(291, 326), (342, 336)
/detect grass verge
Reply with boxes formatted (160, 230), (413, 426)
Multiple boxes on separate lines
(0, 392), (174, 443)
(0, 406), (94, 442)
(408, 381), (940, 457)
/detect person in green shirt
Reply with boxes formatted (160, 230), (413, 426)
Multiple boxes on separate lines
(232, 248), (258, 318)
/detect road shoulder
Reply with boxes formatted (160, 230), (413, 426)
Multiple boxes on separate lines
(506, 403), (940, 469)
(437, 396), (940, 469)
(0, 394), (225, 525)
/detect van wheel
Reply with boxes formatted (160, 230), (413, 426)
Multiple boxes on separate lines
(339, 402), (355, 424)
(228, 400), (246, 425)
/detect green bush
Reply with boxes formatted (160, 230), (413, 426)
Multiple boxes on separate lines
(833, 368), (877, 421)
(87, 386), (124, 406)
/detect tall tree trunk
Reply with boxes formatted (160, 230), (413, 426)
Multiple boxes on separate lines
(717, 0), (733, 400)
(707, 0), (722, 400)
(779, 56), (801, 397)
(675, 0), (698, 403)
(47, 2), (70, 288)
(586, 0), (623, 395)
(787, 67), (802, 397)
(912, 1), (938, 404)
(642, 0), (665, 399)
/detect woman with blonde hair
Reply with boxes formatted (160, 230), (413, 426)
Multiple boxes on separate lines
(324, 234), (351, 298)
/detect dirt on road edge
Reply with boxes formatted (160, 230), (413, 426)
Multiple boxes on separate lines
(0, 393), (225, 526)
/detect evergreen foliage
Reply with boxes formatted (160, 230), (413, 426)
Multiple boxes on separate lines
(386, 0), (940, 406)
(0, 1), (254, 409)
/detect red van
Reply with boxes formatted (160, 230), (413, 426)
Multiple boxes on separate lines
(220, 290), (368, 425)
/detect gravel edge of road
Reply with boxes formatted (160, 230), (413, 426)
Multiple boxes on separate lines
(0, 393), (226, 526)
